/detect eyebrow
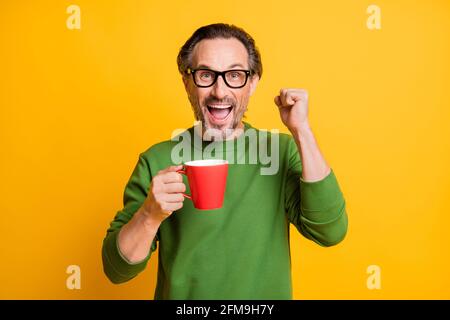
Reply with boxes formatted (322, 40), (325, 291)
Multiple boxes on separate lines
(195, 63), (247, 70)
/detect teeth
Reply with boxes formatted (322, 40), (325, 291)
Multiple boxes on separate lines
(207, 105), (232, 109)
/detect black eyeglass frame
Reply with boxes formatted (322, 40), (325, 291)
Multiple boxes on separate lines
(186, 68), (252, 89)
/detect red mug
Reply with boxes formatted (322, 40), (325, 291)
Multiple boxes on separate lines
(177, 159), (228, 210)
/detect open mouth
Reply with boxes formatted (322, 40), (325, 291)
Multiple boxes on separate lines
(206, 104), (233, 121)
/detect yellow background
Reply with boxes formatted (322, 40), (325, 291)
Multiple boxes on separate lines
(1, 0), (449, 299)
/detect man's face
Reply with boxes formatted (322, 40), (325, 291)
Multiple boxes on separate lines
(183, 38), (259, 138)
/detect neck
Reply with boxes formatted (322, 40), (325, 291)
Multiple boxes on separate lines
(200, 122), (245, 141)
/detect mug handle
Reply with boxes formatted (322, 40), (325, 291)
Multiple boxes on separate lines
(176, 168), (192, 200)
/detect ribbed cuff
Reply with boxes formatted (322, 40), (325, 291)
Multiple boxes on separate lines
(102, 229), (150, 282)
(300, 169), (345, 223)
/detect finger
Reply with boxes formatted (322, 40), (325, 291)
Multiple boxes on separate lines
(162, 201), (184, 212)
(162, 193), (185, 203)
(160, 171), (183, 183)
(280, 88), (308, 106)
(279, 88), (287, 106)
(274, 95), (282, 108)
(285, 91), (296, 105)
(281, 88), (297, 106)
(287, 89), (308, 102)
(163, 182), (186, 193)
(158, 165), (183, 175)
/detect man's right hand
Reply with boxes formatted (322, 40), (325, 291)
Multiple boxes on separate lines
(141, 165), (186, 223)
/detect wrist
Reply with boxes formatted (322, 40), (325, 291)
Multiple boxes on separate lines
(289, 121), (312, 136)
(138, 206), (163, 230)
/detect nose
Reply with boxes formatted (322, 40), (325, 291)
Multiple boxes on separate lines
(210, 75), (227, 99)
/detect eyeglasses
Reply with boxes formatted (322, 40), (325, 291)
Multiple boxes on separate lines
(186, 68), (251, 89)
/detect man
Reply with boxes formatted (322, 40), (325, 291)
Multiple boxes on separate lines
(102, 23), (348, 299)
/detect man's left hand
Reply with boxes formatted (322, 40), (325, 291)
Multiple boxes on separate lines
(274, 88), (310, 133)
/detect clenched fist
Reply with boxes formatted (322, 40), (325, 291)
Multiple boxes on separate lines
(141, 165), (186, 223)
(274, 88), (310, 133)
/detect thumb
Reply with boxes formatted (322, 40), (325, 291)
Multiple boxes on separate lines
(169, 164), (183, 171)
(160, 164), (183, 174)
(274, 95), (282, 108)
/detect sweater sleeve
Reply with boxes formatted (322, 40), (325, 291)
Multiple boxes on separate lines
(102, 154), (158, 284)
(285, 137), (348, 247)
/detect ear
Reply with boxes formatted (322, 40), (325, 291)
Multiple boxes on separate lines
(249, 75), (259, 96)
(182, 75), (189, 90)
(182, 75), (195, 103)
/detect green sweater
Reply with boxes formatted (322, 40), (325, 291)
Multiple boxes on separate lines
(102, 122), (348, 299)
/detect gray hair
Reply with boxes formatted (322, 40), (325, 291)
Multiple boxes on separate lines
(177, 23), (263, 79)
